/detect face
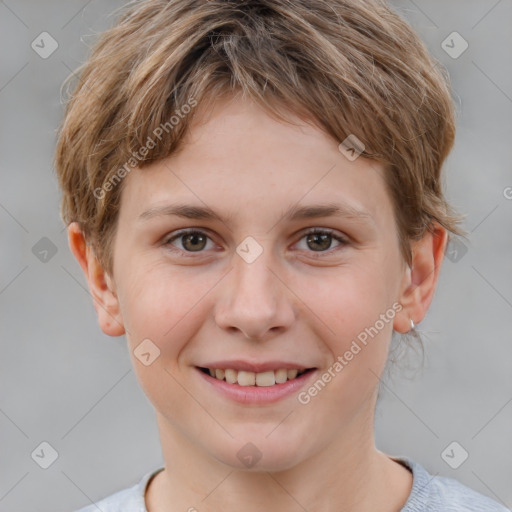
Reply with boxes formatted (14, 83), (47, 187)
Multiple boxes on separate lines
(99, 96), (413, 471)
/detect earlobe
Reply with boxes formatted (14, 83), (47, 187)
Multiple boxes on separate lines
(394, 224), (448, 334)
(67, 222), (125, 337)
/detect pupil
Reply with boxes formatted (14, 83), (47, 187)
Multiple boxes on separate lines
(308, 233), (331, 251)
(181, 232), (332, 252)
(184, 233), (206, 251)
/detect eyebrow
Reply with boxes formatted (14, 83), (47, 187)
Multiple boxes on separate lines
(137, 202), (374, 225)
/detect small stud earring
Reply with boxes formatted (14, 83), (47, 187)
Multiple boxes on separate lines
(410, 319), (415, 331)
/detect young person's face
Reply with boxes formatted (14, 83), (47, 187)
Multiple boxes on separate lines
(75, 96), (444, 471)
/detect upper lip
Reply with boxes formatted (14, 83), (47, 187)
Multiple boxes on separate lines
(197, 360), (315, 373)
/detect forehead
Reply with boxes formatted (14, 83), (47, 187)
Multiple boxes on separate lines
(119, 96), (393, 229)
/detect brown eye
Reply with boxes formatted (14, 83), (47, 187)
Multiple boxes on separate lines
(306, 232), (332, 251)
(165, 230), (213, 253)
(296, 228), (348, 254)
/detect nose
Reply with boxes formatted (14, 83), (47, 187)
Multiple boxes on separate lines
(214, 246), (295, 341)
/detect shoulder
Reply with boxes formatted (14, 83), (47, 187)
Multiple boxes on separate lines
(73, 485), (140, 512)
(429, 474), (510, 511)
(72, 468), (164, 512)
(394, 456), (510, 512)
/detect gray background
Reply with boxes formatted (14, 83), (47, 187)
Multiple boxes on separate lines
(0, 1), (511, 511)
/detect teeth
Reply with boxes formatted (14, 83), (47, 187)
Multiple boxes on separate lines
(256, 371), (275, 387)
(224, 369), (237, 384)
(275, 368), (288, 384)
(237, 371), (256, 386)
(205, 367), (308, 386)
(287, 369), (298, 380)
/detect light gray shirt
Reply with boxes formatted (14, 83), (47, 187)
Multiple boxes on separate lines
(74, 456), (511, 511)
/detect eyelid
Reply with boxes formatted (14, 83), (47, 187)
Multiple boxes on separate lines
(164, 227), (213, 243)
(300, 227), (348, 242)
(163, 228), (217, 251)
(163, 227), (349, 256)
(295, 227), (349, 252)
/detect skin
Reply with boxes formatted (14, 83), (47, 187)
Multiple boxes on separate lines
(68, 95), (447, 512)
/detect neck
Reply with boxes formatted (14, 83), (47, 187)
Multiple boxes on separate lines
(146, 405), (413, 512)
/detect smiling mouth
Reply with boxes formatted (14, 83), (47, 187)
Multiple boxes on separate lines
(197, 366), (316, 387)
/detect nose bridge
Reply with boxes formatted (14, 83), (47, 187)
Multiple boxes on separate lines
(215, 239), (294, 339)
(235, 247), (277, 304)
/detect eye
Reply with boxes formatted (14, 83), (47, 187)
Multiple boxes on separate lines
(164, 229), (215, 253)
(163, 227), (348, 256)
(295, 228), (348, 254)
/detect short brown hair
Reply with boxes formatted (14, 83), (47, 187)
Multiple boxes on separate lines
(54, 0), (467, 278)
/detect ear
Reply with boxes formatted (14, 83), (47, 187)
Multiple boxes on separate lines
(393, 223), (448, 334)
(67, 222), (125, 337)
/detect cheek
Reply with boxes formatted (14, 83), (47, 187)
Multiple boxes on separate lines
(118, 266), (212, 412)
(299, 263), (395, 399)
(303, 263), (392, 335)
(118, 263), (218, 356)
(297, 272), (394, 416)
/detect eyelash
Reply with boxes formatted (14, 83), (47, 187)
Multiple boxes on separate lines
(163, 228), (348, 257)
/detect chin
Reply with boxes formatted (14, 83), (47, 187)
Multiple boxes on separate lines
(211, 432), (310, 472)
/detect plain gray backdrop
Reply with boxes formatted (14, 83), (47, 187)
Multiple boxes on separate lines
(1, 1), (511, 511)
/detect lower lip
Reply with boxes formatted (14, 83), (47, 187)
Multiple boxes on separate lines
(195, 367), (318, 404)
